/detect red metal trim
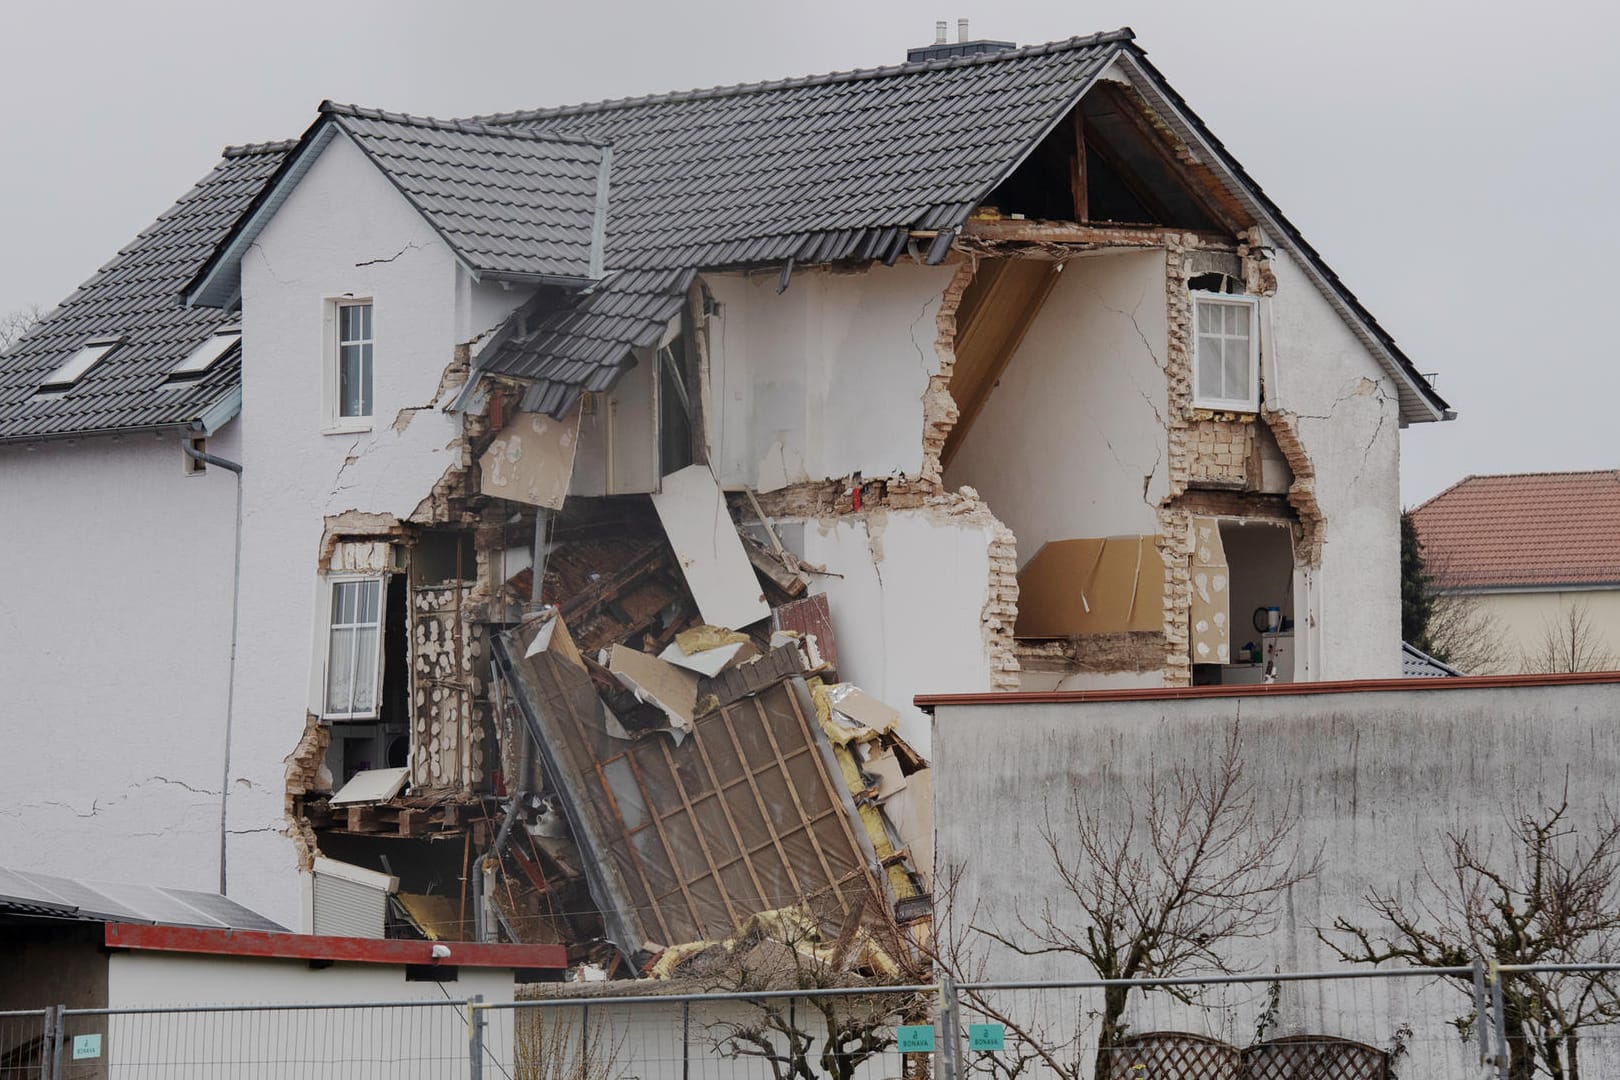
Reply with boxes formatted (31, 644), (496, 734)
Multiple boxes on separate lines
(914, 670), (1620, 710)
(104, 923), (567, 970)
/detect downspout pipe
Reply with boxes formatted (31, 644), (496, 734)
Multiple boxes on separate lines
(474, 712), (533, 943)
(183, 441), (244, 895)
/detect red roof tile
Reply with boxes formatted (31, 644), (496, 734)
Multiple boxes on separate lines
(1410, 471), (1620, 589)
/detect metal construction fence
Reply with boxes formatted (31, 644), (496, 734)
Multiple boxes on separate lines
(5, 963), (1619, 1079)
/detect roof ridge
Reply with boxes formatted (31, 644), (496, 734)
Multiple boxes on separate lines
(221, 139), (299, 158)
(319, 101), (610, 147)
(471, 28), (1135, 125)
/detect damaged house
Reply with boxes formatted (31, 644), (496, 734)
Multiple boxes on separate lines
(0, 26), (1448, 967)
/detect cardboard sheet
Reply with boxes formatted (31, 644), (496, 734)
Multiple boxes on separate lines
(1188, 517), (1231, 664)
(478, 406), (582, 510)
(650, 464), (771, 630)
(1013, 535), (1166, 638)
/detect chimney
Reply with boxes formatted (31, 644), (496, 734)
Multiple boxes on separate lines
(906, 19), (1018, 63)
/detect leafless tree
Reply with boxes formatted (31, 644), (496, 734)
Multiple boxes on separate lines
(1323, 793), (1620, 1080)
(925, 863), (1086, 1080)
(1520, 598), (1617, 674)
(1426, 585), (1512, 674)
(702, 904), (927, 1080)
(976, 722), (1319, 1078)
(0, 303), (43, 352)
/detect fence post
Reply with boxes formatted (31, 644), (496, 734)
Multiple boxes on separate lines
(1488, 966), (1509, 1080)
(469, 994), (485, 1080)
(938, 975), (960, 1080)
(47, 1005), (65, 1080)
(682, 999), (691, 1080)
(1471, 958), (1490, 1066)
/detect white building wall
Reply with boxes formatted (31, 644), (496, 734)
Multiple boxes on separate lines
(1265, 247), (1403, 679)
(759, 509), (997, 754)
(945, 250), (1171, 559)
(704, 264), (955, 492)
(0, 422), (241, 893)
(105, 952), (512, 1079)
(229, 132), (527, 926)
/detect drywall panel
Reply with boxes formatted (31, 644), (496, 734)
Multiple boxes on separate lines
(946, 250), (1171, 563)
(479, 407), (580, 509)
(704, 264), (955, 491)
(650, 465), (770, 629)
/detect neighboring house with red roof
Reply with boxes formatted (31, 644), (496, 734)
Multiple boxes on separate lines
(1410, 470), (1620, 673)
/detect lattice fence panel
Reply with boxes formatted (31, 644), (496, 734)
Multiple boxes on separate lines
(1242, 1035), (1389, 1080)
(1104, 1032), (1242, 1080)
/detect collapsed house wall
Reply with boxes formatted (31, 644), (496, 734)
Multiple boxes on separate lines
(229, 131), (529, 925)
(1262, 248), (1402, 680)
(945, 249), (1171, 554)
(0, 425), (242, 893)
(703, 265), (958, 492)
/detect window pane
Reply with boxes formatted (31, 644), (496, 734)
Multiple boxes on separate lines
(331, 581), (353, 625)
(357, 578), (380, 622)
(1224, 335), (1250, 401)
(1228, 302), (1251, 338)
(1197, 300), (1219, 334)
(340, 344), (372, 418)
(350, 626), (380, 713)
(1198, 336), (1224, 400)
(327, 626), (356, 713)
(359, 303), (372, 340)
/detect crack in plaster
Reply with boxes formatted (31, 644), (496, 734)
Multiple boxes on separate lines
(355, 241), (424, 268)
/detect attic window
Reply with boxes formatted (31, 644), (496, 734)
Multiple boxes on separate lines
(170, 330), (241, 379)
(40, 338), (121, 391)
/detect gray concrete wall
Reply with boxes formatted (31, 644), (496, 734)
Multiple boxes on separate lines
(932, 679), (1620, 1077)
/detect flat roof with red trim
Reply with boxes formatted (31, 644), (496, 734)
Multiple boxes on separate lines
(914, 670), (1620, 710)
(105, 922), (567, 970)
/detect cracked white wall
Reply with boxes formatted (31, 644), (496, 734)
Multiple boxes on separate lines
(0, 427), (241, 892)
(1264, 247), (1402, 679)
(229, 131), (529, 925)
(703, 264), (956, 492)
(945, 249), (1171, 560)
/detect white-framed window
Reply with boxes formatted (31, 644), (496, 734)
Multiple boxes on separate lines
(325, 299), (374, 431)
(1191, 292), (1260, 411)
(40, 337), (121, 392)
(323, 575), (385, 719)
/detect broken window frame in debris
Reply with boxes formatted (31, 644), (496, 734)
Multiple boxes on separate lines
(1191, 291), (1260, 412)
(322, 574), (387, 721)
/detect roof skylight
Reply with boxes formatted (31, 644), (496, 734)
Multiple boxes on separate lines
(40, 338), (121, 391)
(169, 330), (241, 378)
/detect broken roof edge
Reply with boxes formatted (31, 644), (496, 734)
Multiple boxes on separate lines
(470, 28), (1137, 125)
(1109, 48), (1451, 425)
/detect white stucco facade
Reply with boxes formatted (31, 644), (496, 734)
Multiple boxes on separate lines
(226, 132), (528, 925)
(0, 424), (242, 893)
(1264, 247), (1403, 680)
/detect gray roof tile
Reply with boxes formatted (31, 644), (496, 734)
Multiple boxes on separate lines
(0, 142), (288, 442)
(470, 32), (1128, 408)
(320, 103), (609, 282)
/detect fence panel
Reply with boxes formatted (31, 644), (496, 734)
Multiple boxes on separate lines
(0, 1009), (52, 1080)
(54, 1000), (473, 1080)
(479, 987), (935, 1080)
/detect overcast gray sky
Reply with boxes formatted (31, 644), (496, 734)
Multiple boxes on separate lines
(2, 0), (1614, 504)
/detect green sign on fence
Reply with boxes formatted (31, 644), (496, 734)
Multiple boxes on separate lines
(896, 1025), (935, 1053)
(968, 1023), (1006, 1051)
(72, 1034), (102, 1060)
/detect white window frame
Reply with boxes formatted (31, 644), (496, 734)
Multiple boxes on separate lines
(321, 574), (387, 721)
(323, 298), (374, 433)
(1190, 292), (1261, 412)
(40, 337), (121, 392)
